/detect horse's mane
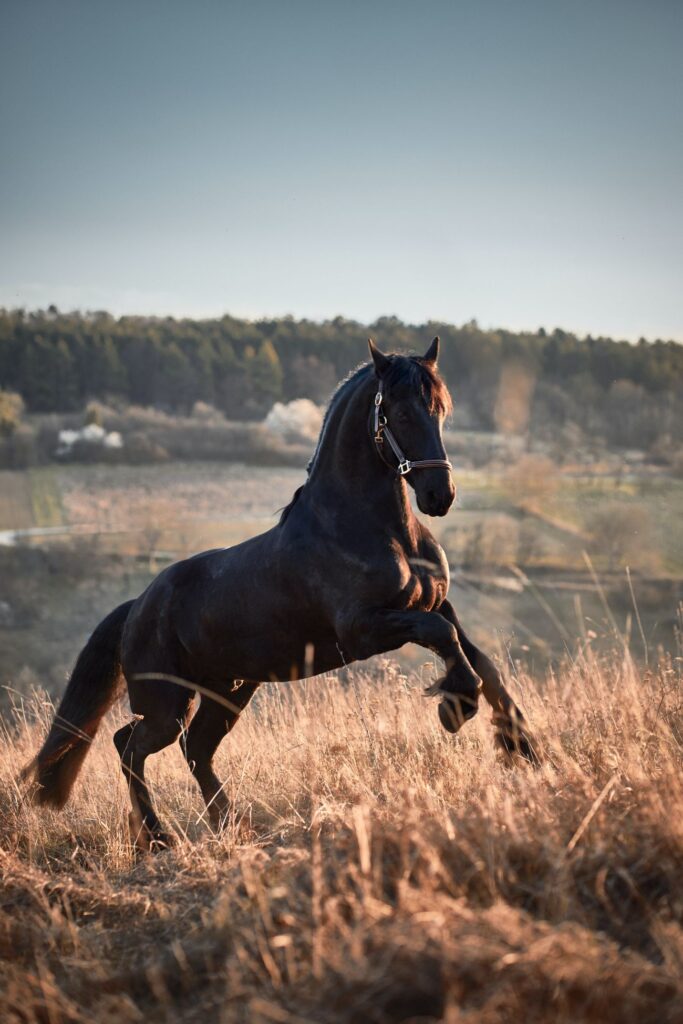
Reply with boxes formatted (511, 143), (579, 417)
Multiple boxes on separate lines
(278, 354), (451, 524)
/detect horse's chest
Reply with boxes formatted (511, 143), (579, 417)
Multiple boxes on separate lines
(395, 558), (447, 612)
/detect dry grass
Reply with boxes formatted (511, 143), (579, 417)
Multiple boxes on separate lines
(1, 651), (683, 1023)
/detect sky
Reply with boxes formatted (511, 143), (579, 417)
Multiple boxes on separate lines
(1, 0), (681, 340)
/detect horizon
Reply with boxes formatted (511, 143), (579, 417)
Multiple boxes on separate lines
(2, 1), (682, 342)
(1, 304), (680, 346)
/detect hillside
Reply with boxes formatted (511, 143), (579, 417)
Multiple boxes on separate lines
(1, 653), (682, 1023)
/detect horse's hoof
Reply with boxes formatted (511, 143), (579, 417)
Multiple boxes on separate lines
(209, 813), (233, 836)
(438, 697), (478, 734)
(148, 831), (176, 853)
(494, 723), (542, 766)
(128, 813), (176, 854)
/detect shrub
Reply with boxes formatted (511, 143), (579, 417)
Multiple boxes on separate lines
(124, 431), (169, 464)
(264, 399), (323, 445)
(466, 515), (520, 567)
(0, 423), (39, 469)
(587, 503), (659, 572)
(505, 454), (559, 507)
(84, 401), (106, 426)
(191, 401), (224, 423)
(0, 390), (24, 437)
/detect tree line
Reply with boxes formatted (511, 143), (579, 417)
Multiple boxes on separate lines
(0, 307), (681, 448)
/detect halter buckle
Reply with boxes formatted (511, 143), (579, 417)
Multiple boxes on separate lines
(374, 405), (387, 443)
(397, 460), (412, 476)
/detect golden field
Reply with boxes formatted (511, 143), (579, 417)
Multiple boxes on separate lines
(1, 647), (682, 1023)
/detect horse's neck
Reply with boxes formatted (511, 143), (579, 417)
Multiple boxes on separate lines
(307, 377), (418, 542)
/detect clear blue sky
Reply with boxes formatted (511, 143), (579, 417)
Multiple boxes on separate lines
(1, 0), (681, 340)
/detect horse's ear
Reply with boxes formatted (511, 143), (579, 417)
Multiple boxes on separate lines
(368, 338), (390, 377)
(423, 336), (440, 366)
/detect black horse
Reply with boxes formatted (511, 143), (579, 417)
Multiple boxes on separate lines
(26, 338), (539, 848)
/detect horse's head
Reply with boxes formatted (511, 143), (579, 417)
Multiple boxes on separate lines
(369, 337), (456, 517)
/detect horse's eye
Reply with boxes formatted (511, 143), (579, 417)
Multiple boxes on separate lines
(397, 410), (410, 424)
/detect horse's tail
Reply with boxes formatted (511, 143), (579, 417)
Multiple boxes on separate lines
(23, 599), (135, 809)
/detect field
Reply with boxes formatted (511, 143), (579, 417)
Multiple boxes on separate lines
(1, 651), (682, 1022)
(3, 460), (682, 565)
(1, 461), (680, 701)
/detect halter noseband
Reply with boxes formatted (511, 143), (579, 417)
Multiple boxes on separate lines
(372, 381), (453, 477)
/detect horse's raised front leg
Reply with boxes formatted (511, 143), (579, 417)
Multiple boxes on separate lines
(437, 600), (541, 764)
(336, 608), (482, 732)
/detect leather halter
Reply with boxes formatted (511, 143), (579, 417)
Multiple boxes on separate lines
(372, 381), (453, 477)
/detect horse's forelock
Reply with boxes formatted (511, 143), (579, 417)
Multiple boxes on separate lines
(384, 356), (453, 417)
(420, 360), (453, 417)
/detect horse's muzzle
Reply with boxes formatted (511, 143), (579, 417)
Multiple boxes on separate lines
(416, 477), (456, 517)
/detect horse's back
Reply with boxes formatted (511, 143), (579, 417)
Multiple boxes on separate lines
(120, 524), (339, 685)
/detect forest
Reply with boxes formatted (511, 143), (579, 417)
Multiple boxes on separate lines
(0, 307), (682, 449)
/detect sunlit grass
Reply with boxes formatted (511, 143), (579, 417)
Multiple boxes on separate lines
(1, 649), (682, 1022)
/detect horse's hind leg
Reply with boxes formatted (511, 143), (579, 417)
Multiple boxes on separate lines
(114, 685), (194, 851)
(438, 600), (541, 764)
(180, 681), (259, 832)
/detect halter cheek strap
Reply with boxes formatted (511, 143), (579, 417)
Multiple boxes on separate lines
(373, 382), (453, 477)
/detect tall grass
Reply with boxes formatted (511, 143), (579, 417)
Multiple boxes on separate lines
(1, 649), (682, 1022)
